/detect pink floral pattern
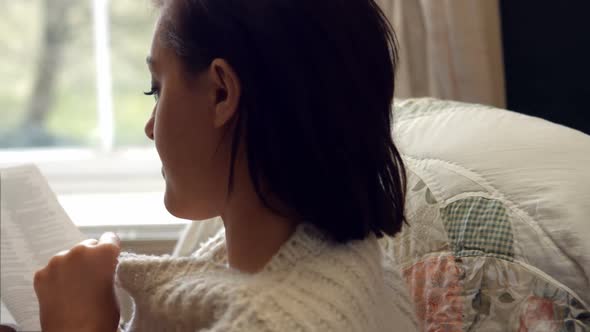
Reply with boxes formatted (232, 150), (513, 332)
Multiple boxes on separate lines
(518, 296), (559, 332)
(403, 255), (463, 332)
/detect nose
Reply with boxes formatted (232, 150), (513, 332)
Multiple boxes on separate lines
(144, 110), (155, 141)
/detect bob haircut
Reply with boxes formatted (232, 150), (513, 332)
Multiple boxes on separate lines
(156, 0), (406, 243)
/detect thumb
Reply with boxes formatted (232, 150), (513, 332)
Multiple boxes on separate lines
(99, 232), (121, 248)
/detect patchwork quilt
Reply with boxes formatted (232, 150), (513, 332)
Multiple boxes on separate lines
(383, 98), (590, 331)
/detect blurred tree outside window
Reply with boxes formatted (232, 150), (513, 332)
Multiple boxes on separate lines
(0, 0), (155, 149)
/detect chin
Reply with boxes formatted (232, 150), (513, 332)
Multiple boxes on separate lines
(163, 189), (217, 221)
(163, 190), (189, 219)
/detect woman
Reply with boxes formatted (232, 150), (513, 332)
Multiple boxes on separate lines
(33, 0), (417, 330)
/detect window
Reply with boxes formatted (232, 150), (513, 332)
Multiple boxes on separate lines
(0, 0), (187, 239)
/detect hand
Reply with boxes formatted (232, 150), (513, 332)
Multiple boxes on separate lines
(34, 232), (121, 332)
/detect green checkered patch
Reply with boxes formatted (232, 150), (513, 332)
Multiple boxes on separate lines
(441, 196), (514, 261)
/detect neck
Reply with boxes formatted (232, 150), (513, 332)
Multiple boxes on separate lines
(220, 164), (297, 273)
(222, 210), (296, 274)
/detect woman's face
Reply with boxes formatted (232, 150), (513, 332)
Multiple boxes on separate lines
(143, 15), (236, 220)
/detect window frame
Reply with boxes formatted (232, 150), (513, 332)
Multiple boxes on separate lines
(0, 0), (182, 243)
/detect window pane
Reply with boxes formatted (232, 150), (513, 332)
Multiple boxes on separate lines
(110, 2), (155, 146)
(0, 0), (97, 148)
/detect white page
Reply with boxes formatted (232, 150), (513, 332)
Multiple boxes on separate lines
(0, 300), (18, 330)
(1, 164), (85, 332)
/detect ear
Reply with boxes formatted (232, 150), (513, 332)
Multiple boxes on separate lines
(209, 58), (241, 128)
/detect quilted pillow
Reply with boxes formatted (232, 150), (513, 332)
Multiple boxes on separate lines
(385, 98), (590, 331)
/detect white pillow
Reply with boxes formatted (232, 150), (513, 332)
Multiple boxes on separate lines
(390, 98), (590, 330)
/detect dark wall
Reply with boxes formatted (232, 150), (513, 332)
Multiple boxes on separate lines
(500, 1), (590, 134)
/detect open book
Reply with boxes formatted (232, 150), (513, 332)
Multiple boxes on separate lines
(0, 165), (85, 332)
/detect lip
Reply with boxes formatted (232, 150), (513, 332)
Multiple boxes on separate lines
(161, 167), (165, 179)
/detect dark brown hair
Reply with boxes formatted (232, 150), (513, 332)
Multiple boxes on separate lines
(157, 0), (406, 242)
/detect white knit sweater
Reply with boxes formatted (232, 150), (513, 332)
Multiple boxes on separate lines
(115, 223), (418, 331)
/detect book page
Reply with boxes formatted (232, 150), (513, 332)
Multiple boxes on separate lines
(0, 300), (17, 330)
(0, 164), (85, 331)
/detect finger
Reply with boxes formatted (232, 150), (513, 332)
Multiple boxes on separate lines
(55, 249), (69, 257)
(33, 269), (47, 292)
(80, 238), (99, 247)
(99, 232), (121, 248)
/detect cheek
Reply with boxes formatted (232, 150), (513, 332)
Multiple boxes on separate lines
(153, 98), (230, 216)
(154, 102), (208, 174)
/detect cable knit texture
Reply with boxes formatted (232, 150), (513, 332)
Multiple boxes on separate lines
(115, 223), (418, 331)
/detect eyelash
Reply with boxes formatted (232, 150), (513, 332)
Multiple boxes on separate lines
(143, 86), (160, 101)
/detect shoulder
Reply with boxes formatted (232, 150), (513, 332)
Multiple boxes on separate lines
(209, 232), (417, 331)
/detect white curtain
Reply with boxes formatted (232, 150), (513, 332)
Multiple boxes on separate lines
(378, 0), (506, 108)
